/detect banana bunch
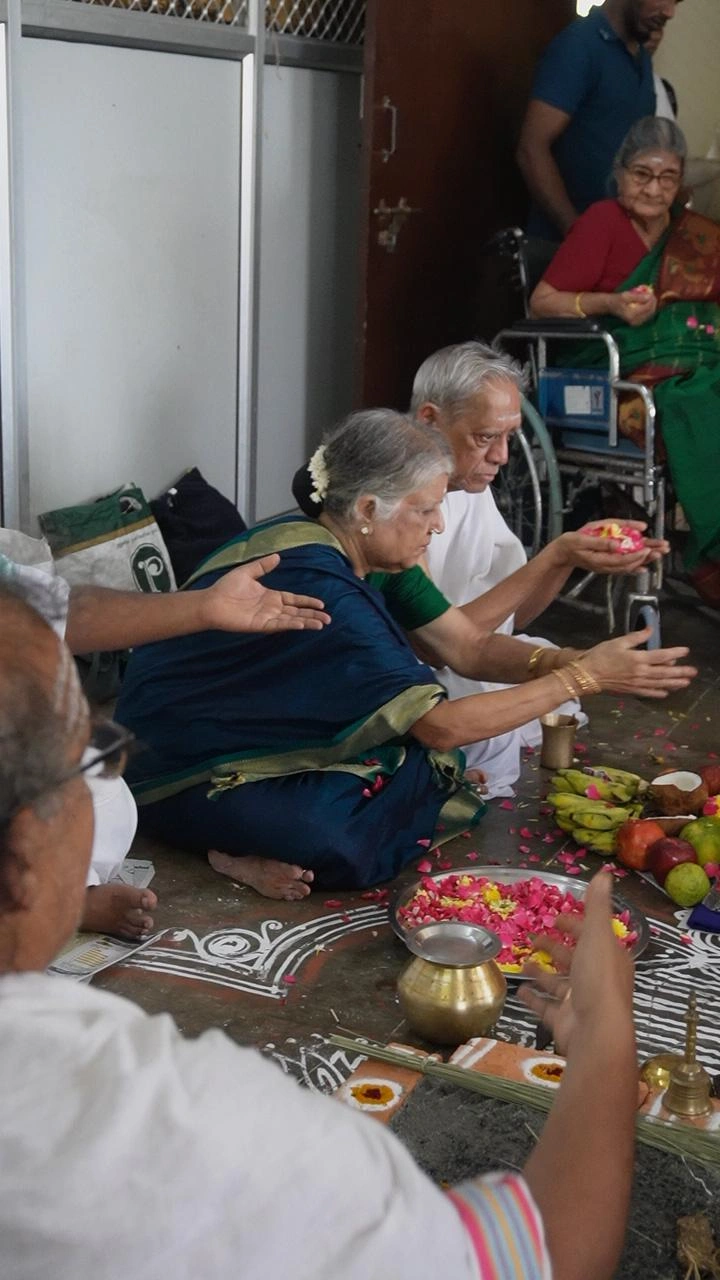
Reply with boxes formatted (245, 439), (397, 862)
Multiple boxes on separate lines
(546, 766), (646, 855)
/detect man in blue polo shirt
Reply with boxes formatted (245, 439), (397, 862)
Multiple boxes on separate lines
(517, 0), (682, 245)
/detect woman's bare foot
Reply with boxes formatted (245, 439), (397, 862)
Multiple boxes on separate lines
(208, 850), (314, 901)
(465, 767), (489, 794)
(81, 884), (157, 941)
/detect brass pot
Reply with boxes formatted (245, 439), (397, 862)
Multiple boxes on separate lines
(397, 923), (507, 1046)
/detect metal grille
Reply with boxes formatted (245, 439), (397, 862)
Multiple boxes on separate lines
(65, 0), (366, 39)
(266, 0), (364, 42)
(68, 0), (250, 27)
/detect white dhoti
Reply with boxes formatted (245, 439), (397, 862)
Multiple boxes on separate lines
(427, 490), (585, 798)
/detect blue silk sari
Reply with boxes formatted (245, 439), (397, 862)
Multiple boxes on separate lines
(116, 518), (484, 888)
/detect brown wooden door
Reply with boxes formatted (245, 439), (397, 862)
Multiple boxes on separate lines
(356, 0), (575, 408)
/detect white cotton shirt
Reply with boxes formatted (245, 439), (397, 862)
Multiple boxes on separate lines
(0, 973), (483, 1280)
(426, 490), (583, 794)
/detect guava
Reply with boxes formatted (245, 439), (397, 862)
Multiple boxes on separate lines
(679, 817), (720, 868)
(664, 862), (711, 908)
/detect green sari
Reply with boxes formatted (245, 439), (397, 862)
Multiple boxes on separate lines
(574, 209), (720, 605)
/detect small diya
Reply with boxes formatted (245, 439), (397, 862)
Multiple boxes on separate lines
(397, 922), (507, 1046)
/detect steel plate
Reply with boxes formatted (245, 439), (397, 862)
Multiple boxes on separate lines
(391, 866), (649, 976)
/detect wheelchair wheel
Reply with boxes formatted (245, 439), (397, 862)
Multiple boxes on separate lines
(492, 398), (563, 558)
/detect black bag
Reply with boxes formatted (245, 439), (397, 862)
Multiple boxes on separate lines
(151, 467), (246, 585)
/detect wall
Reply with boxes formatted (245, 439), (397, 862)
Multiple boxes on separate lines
(255, 65), (360, 520)
(655, 0), (720, 159)
(19, 38), (243, 527)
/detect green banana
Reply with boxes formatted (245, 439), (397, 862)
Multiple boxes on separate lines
(571, 826), (617, 855)
(549, 775), (575, 794)
(555, 769), (597, 795)
(574, 807), (632, 831)
(546, 792), (615, 812)
(555, 814), (576, 833)
(584, 765), (647, 794)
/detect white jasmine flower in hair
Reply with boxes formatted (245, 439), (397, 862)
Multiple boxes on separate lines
(308, 445), (329, 504)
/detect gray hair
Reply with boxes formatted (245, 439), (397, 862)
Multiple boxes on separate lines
(321, 408), (453, 523)
(409, 341), (527, 419)
(613, 116), (687, 175)
(0, 585), (69, 878)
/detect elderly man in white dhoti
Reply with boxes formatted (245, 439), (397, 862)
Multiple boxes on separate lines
(411, 341), (667, 796)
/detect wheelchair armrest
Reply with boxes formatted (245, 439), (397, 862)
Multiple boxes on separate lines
(510, 318), (602, 334)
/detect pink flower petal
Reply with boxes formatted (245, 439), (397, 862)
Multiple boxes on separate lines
(518, 844), (532, 855)
(362, 788), (372, 798)
(499, 800), (514, 811)
(417, 859), (433, 874)
(283, 974), (297, 984)
(519, 827), (535, 839)
(585, 784), (602, 800)
(323, 899), (343, 908)
(704, 862), (718, 878)
(680, 935), (693, 945)
(466, 851), (479, 861)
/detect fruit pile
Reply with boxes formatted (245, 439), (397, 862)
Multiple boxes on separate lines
(545, 762), (720, 908)
(546, 766), (646, 855)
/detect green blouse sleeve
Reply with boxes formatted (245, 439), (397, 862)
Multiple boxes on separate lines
(367, 565), (451, 631)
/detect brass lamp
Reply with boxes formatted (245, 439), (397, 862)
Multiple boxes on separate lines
(663, 991), (712, 1119)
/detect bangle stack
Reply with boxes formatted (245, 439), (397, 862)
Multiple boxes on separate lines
(553, 667), (579, 701)
(568, 660), (602, 695)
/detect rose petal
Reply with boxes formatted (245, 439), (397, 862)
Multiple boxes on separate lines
(499, 800), (514, 810)
(416, 838), (432, 847)
(283, 974), (297, 984)
(417, 859), (433, 874)
(323, 899), (343, 908)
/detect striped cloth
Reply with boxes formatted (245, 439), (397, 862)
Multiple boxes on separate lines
(448, 1174), (551, 1279)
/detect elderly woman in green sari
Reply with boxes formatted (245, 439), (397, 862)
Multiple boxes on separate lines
(117, 410), (694, 900)
(530, 115), (720, 607)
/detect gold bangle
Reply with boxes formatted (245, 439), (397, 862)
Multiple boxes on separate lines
(553, 667), (579, 701)
(527, 645), (546, 679)
(575, 292), (587, 319)
(568, 660), (602, 696)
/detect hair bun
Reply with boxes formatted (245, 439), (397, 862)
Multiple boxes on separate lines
(292, 462), (323, 517)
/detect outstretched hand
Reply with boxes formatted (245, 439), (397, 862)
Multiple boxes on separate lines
(556, 520), (668, 575)
(582, 626), (696, 698)
(202, 554), (331, 634)
(520, 872), (635, 1057)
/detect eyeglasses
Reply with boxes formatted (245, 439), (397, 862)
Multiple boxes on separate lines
(66, 718), (136, 782)
(625, 165), (682, 191)
(0, 718), (135, 832)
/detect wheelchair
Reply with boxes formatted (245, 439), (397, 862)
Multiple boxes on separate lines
(486, 227), (665, 648)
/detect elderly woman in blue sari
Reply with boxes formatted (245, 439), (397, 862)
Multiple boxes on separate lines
(117, 410), (694, 900)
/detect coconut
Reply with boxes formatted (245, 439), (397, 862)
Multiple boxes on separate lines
(649, 771), (708, 817)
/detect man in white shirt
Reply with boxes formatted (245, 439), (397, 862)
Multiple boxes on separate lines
(0, 579), (639, 1280)
(411, 341), (666, 794)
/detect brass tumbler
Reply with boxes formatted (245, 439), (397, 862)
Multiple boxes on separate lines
(539, 713), (579, 770)
(397, 923), (507, 1046)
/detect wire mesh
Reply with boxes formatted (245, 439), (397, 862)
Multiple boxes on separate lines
(63, 0), (366, 40)
(266, 0), (365, 42)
